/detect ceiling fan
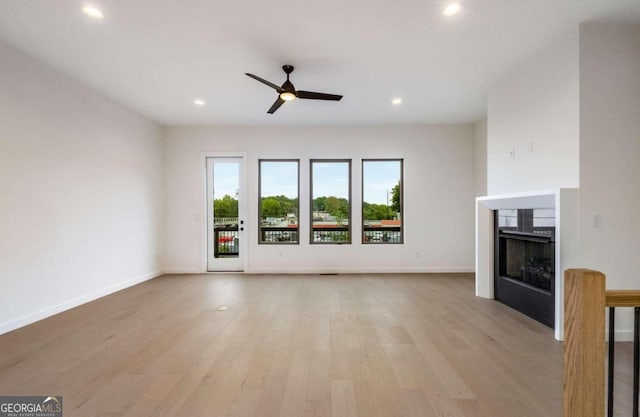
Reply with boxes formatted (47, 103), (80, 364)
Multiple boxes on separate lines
(245, 65), (343, 114)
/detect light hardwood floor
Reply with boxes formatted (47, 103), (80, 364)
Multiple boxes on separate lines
(0, 273), (632, 416)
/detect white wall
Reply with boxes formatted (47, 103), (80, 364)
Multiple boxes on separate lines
(579, 23), (640, 338)
(474, 118), (487, 196)
(482, 23), (640, 340)
(487, 30), (580, 195)
(164, 126), (475, 274)
(0, 42), (164, 334)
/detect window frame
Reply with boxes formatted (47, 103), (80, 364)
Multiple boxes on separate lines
(309, 159), (352, 245)
(257, 159), (300, 245)
(361, 158), (404, 245)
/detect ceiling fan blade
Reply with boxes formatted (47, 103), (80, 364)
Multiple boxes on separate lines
(296, 90), (343, 101)
(245, 73), (284, 93)
(267, 97), (285, 114)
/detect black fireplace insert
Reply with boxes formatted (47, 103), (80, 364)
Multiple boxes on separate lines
(494, 208), (555, 328)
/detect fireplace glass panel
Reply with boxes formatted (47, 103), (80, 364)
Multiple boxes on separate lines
(499, 237), (554, 291)
(498, 209), (518, 228)
(533, 208), (555, 228)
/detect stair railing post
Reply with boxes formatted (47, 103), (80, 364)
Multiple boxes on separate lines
(608, 307), (615, 417)
(564, 269), (606, 417)
(634, 307), (639, 417)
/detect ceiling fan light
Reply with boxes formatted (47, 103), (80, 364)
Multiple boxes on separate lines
(280, 92), (296, 101)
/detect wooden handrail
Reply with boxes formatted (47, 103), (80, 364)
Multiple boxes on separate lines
(564, 270), (640, 417)
(606, 290), (640, 307)
(564, 269), (606, 417)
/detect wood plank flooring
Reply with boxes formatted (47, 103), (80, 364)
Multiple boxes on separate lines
(0, 273), (630, 416)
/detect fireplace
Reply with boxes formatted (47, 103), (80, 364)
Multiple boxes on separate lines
(494, 209), (555, 328)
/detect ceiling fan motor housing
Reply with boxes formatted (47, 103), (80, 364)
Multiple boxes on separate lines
(282, 65), (294, 74)
(281, 80), (295, 92)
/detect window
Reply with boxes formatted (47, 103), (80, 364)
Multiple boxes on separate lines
(362, 159), (403, 244)
(310, 159), (351, 244)
(258, 160), (299, 244)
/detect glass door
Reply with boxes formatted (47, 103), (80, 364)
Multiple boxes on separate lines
(206, 157), (245, 271)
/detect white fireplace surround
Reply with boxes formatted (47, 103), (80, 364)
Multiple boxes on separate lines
(475, 189), (580, 341)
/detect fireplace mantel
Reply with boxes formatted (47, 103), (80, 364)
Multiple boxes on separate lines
(475, 189), (580, 341)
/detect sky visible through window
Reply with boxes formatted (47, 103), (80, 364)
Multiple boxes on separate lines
(312, 162), (349, 199)
(214, 160), (399, 206)
(363, 160), (401, 205)
(213, 161), (239, 199)
(261, 161), (298, 198)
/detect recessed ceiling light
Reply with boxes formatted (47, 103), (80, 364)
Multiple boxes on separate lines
(443, 3), (462, 16)
(194, 99), (206, 106)
(82, 5), (104, 19)
(392, 98), (403, 106)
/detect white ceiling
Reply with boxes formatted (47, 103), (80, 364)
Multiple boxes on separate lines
(0, 1), (639, 126)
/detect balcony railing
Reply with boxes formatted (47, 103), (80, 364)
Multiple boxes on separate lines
(214, 217), (238, 225)
(214, 225), (238, 257)
(261, 227), (299, 243)
(312, 226), (349, 243)
(363, 226), (401, 243)
(257, 225), (402, 243)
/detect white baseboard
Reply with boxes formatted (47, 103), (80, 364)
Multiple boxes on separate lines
(0, 270), (163, 336)
(161, 266), (474, 275)
(245, 266), (475, 274)
(162, 267), (204, 274)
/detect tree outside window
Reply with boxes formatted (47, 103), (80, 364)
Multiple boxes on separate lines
(362, 159), (403, 244)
